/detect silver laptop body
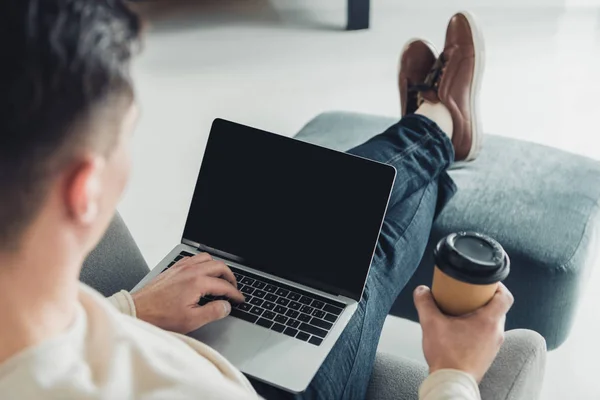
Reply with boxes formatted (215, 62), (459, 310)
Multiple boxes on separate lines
(132, 119), (396, 393)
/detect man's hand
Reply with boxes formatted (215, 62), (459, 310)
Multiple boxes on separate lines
(413, 283), (514, 383)
(131, 253), (245, 334)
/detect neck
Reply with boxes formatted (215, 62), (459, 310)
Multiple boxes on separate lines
(0, 242), (82, 365)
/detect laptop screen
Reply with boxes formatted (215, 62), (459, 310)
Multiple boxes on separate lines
(183, 119), (396, 301)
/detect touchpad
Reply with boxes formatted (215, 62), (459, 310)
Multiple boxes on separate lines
(188, 317), (269, 370)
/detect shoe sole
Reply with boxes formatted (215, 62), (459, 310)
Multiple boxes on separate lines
(399, 38), (439, 117)
(459, 11), (485, 162)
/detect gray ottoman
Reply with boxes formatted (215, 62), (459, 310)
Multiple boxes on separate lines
(294, 111), (600, 350)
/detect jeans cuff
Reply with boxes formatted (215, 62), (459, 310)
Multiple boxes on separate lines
(401, 115), (457, 217)
(402, 114), (456, 164)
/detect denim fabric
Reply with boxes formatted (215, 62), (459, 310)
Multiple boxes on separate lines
(253, 115), (456, 399)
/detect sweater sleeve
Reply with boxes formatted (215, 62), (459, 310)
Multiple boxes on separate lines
(419, 369), (481, 400)
(107, 290), (137, 318)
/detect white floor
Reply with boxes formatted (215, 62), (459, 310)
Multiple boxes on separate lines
(121, 1), (600, 398)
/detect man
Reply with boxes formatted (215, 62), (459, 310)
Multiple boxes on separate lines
(0, 1), (513, 399)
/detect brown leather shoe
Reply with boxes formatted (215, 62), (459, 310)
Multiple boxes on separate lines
(421, 11), (485, 161)
(398, 39), (438, 116)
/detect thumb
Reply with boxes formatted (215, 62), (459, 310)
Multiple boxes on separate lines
(191, 300), (231, 331)
(413, 286), (442, 325)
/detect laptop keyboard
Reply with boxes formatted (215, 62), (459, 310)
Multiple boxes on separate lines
(162, 251), (345, 346)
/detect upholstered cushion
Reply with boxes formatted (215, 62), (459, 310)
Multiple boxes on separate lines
(294, 111), (600, 350)
(366, 330), (546, 400)
(80, 213), (150, 297)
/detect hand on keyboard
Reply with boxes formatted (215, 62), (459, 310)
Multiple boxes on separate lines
(131, 252), (245, 334)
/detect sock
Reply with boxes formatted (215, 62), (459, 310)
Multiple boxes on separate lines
(415, 101), (453, 139)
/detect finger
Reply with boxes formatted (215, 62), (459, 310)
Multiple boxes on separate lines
(180, 252), (212, 265)
(195, 261), (237, 288)
(413, 286), (443, 325)
(481, 283), (514, 318)
(172, 252), (212, 270)
(201, 277), (245, 303)
(189, 300), (231, 331)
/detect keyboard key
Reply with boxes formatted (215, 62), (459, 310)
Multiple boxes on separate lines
(312, 310), (326, 319)
(271, 323), (286, 333)
(288, 301), (301, 311)
(241, 277), (255, 285)
(276, 288), (289, 297)
(276, 298), (290, 307)
(300, 305), (314, 314)
(286, 319), (300, 329)
(180, 251), (194, 257)
(323, 304), (344, 316)
(285, 309), (299, 319)
(238, 303), (252, 312)
(299, 296), (312, 305)
(256, 318), (273, 329)
(253, 290), (266, 298)
(263, 311), (276, 320)
(230, 308), (259, 324)
(252, 281), (266, 289)
(310, 317), (333, 330)
(324, 313), (338, 323)
(287, 292), (301, 301)
(299, 323), (327, 338)
(274, 305), (287, 314)
(274, 315), (288, 324)
(309, 337), (323, 346)
(283, 327), (299, 337)
(264, 285), (277, 293)
(297, 332), (310, 342)
(311, 300), (325, 309)
(241, 286), (255, 295)
(298, 313), (311, 323)
(249, 298), (264, 307)
(233, 273), (242, 281)
(250, 306), (264, 316)
(263, 301), (276, 311)
(265, 294), (277, 302)
(174, 255), (183, 262)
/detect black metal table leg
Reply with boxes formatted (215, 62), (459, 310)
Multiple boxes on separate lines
(347, 0), (370, 30)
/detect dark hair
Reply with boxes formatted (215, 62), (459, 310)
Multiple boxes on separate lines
(0, 0), (141, 250)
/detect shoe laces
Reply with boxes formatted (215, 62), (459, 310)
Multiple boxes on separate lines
(408, 52), (447, 106)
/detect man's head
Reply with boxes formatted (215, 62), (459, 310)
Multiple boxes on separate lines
(0, 0), (141, 260)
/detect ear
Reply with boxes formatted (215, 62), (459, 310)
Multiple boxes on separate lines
(64, 156), (106, 226)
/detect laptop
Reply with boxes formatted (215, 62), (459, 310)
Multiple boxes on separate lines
(132, 118), (396, 393)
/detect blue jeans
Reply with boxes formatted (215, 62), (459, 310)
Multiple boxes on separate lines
(253, 115), (456, 399)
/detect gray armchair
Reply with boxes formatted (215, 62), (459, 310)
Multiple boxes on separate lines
(81, 213), (546, 399)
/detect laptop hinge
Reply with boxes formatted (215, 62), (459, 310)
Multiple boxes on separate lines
(181, 238), (344, 299)
(182, 239), (245, 265)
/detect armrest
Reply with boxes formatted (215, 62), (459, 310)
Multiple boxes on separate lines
(480, 329), (547, 400)
(366, 352), (428, 400)
(367, 329), (546, 400)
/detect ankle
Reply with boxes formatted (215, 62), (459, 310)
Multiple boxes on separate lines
(415, 101), (453, 139)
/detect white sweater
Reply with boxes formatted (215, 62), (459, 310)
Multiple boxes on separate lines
(0, 284), (480, 400)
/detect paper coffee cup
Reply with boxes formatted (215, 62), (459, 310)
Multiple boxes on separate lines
(431, 232), (510, 316)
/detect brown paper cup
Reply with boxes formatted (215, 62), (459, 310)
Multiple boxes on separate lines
(431, 265), (499, 316)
